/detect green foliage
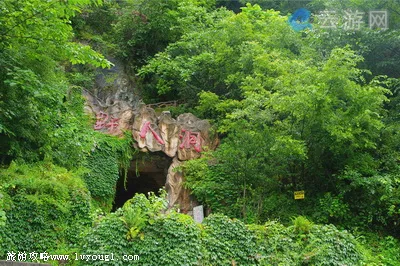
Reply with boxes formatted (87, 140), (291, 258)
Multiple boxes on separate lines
(201, 214), (259, 265)
(2, 1), (400, 264)
(185, 46), (390, 229)
(79, 193), (167, 265)
(0, 0), (110, 68)
(0, 0), (111, 166)
(81, 193), (371, 265)
(0, 188), (6, 231)
(42, 88), (99, 169)
(335, 170), (400, 235)
(124, 192), (201, 265)
(119, 191), (167, 240)
(83, 132), (135, 212)
(249, 221), (303, 264)
(140, 4), (299, 104)
(183, 154), (241, 218)
(84, 145), (119, 210)
(184, 127), (306, 223)
(113, 0), (216, 71)
(0, 162), (92, 258)
(302, 224), (363, 265)
(359, 234), (400, 265)
(292, 216), (313, 235)
(81, 213), (131, 266)
(81, 192), (202, 266)
(130, 212), (202, 265)
(142, 3), (392, 233)
(314, 192), (350, 224)
(248, 218), (365, 265)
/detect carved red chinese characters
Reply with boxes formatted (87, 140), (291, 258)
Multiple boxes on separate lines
(139, 121), (165, 145)
(179, 129), (202, 152)
(94, 111), (108, 130)
(94, 111), (120, 133)
(106, 117), (120, 133)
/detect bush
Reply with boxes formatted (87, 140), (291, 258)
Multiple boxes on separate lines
(81, 192), (202, 265)
(0, 162), (92, 259)
(131, 212), (202, 265)
(336, 170), (400, 235)
(80, 213), (132, 266)
(80, 193), (372, 266)
(248, 221), (302, 265)
(201, 213), (259, 265)
(302, 224), (363, 265)
(313, 192), (351, 224)
(249, 216), (366, 265)
(83, 133), (135, 212)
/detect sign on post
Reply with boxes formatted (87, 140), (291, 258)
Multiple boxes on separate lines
(294, 191), (305, 200)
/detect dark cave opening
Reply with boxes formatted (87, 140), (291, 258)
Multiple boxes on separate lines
(112, 153), (171, 211)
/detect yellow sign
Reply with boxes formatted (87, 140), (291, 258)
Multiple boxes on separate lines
(294, 190), (305, 200)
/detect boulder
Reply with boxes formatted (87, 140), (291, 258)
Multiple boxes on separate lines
(165, 158), (194, 213)
(158, 111), (180, 157)
(176, 113), (213, 161)
(132, 105), (164, 152)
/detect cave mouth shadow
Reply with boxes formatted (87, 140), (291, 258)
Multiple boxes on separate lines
(112, 153), (171, 211)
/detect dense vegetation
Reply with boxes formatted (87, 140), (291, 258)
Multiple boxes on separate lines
(1, 0), (400, 264)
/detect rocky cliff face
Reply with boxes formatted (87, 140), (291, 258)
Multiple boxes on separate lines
(131, 106), (218, 212)
(84, 62), (217, 212)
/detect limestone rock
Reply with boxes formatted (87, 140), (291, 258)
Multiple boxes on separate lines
(158, 111), (180, 157)
(83, 64), (219, 212)
(132, 105), (163, 152)
(165, 158), (194, 213)
(118, 109), (134, 132)
(131, 110), (218, 160)
(176, 113), (214, 161)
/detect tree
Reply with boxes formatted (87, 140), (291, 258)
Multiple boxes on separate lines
(139, 4), (301, 104)
(113, 0), (217, 71)
(0, 0), (110, 166)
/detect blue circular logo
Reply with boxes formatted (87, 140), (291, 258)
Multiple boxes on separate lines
(289, 8), (312, 31)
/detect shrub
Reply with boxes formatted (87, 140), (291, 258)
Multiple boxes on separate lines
(80, 194), (371, 266)
(81, 192), (202, 265)
(248, 221), (302, 265)
(80, 213), (132, 266)
(83, 133), (135, 212)
(0, 162), (92, 259)
(301, 224), (364, 265)
(357, 233), (400, 266)
(201, 213), (259, 265)
(130, 212), (202, 265)
(314, 192), (351, 224)
(292, 216), (314, 235)
(249, 217), (366, 266)
(337, 170), (400, 235)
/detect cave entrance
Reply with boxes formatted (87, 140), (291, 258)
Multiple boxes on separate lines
(112, 153), (172, 211)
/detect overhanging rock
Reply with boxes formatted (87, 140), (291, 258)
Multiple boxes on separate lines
(130, 106), (218, 212)
(89, 99), (218, 212)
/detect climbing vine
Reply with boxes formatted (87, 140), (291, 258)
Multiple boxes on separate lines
(0, 162), (92, 258)
(79, 192), (370, 266)
(83, 132), (135, 211)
